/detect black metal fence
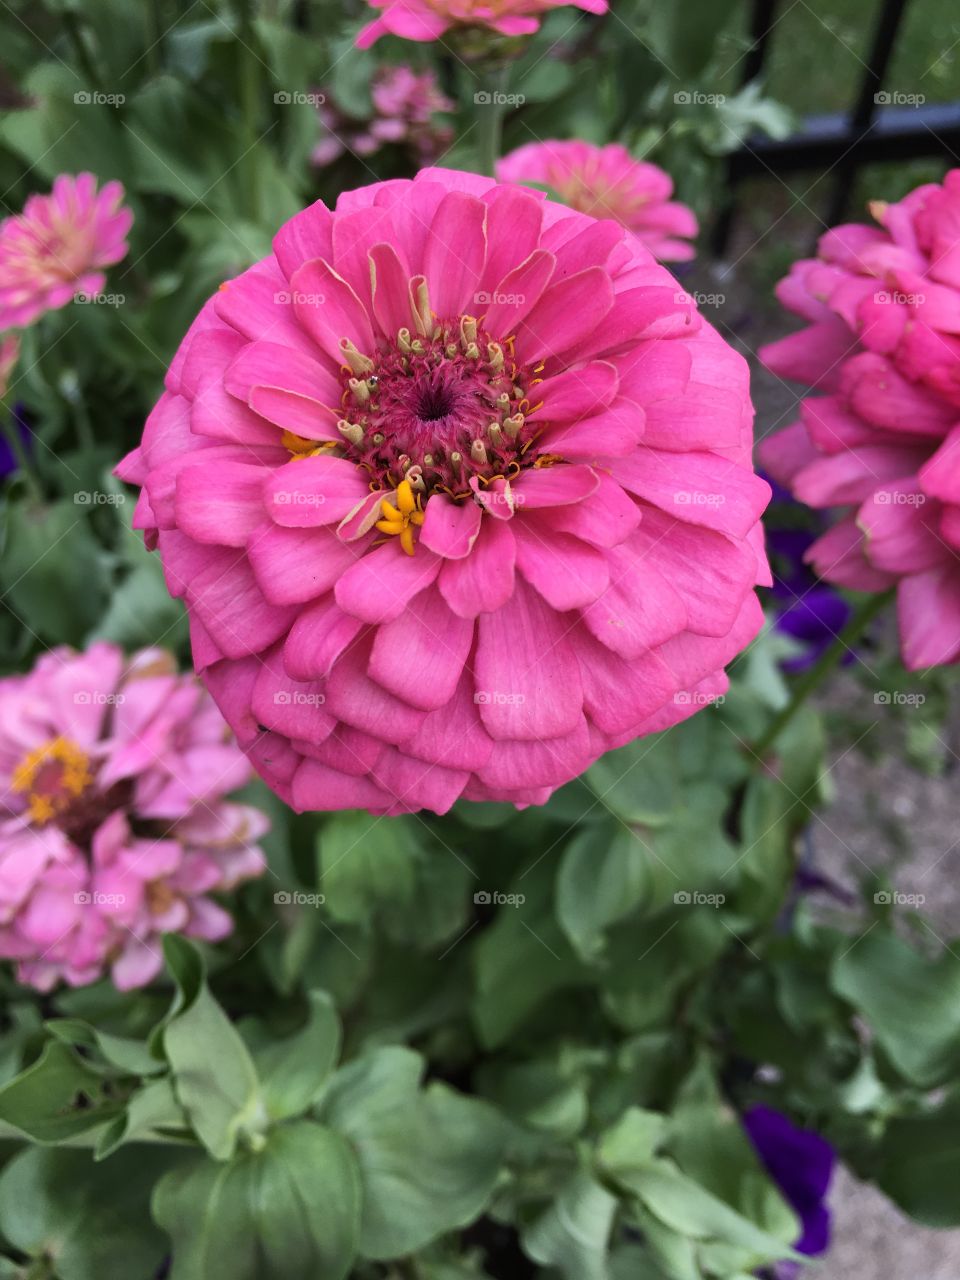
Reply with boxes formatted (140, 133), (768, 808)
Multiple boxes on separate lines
(713, 0), (960, 253)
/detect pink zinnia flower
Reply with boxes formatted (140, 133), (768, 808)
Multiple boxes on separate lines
(356, 0), (607, 48)
(117, 168), (770, 816)
(0, 644), (267, 991)
(759, 170), (960, 670)
(499, 141), (698, 262)
(0, 173), (132, 330)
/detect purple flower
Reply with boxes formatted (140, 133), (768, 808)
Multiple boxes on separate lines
(744, 1105), (835, 1274)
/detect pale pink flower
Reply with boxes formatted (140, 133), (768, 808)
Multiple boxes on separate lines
(356, 0), (607, 47)
(312, 66), (454, 168)
(759, 170), (960, 670)
(0, 173), (132, 330)
(117, 168), (770, 816)
(499, 141), (698, 261)
(0, 644), (267, 991)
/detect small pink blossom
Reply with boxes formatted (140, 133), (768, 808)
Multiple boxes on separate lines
(0, 644), (267, 991)
(499, 141), (698, 261)
(759, 170), (960, 670)
(356, 0), (607, 48)
(117, 169), (770, 816)
(0, 173), (132, 330)
(313, 66), (454, 168)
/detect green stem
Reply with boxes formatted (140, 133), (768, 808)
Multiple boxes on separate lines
(476, 64), (511, 178)
(750, 589), (894, 764)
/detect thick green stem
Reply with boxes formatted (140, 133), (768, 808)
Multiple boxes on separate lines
(476, 64), (511, 178)
(750, 589), (895, 764)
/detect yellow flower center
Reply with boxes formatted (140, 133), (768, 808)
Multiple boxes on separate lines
(375, 478), (426, 556)
(11, 736), (93, 826)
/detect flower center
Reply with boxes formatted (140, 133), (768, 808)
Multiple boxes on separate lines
(12, 736), (93, 826)
(332, 313), (544, 503)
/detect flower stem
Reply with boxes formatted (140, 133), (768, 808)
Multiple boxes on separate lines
(749, 589), (895, 764)
(476, 64), (511, 178)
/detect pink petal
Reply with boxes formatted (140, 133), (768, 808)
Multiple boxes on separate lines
(175, 461), (266, 546)
(419, 495), (483, 559)
(368, 588), (475, 710)
(334, 542), (441, 623)
(475, 577), (583, 740)
(248, 524), (362, 605)
(439, 519), (516, 617)
(423, 191), (487, 316)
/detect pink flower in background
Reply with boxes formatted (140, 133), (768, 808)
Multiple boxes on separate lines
(759, 170), (960, 670)
(0, 173), (132, 330)
(356, 0), (607, 48)
(117, 168), (769, 816)
(499, 141), (698, 261)
(312, 65), (454, 168)
(0, 644), (267, 991)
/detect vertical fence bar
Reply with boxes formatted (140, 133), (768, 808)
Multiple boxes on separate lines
(825, 0), (911, 225)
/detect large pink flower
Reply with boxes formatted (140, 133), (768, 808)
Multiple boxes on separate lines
(356, 0), (606, 47)
(759, 170), (960, 670)
(0, 173), (132, 330)
(0, 644), (267, 991)
(498, 141), (698, 262)
(117, 168), (770, 816)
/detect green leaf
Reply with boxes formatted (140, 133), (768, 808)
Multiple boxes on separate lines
(0, 1146), (171, 1280)
(623, 1160), (801, 1267)
(0, 500), (108, 645)
(598, 1107), (667, 1176)
(522, 1171), (618, 1280)
(0, 1040), (120, 1143)
(161, 936), (266, 1160)
(322, 1046), (507, 1259)
(46, 1018), (163, 1077)
(317, 811), (422, 925)
(244, 991), (341, 1121)
(95, 1077), (189, 1160)
(557, 824), (650, 961)
(832, 930), (960, 1086)
(153, 1121), (361, 1280)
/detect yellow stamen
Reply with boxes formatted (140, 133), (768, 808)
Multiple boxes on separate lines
(12, 736), (93, 826)
(377, 480), (425, 556)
